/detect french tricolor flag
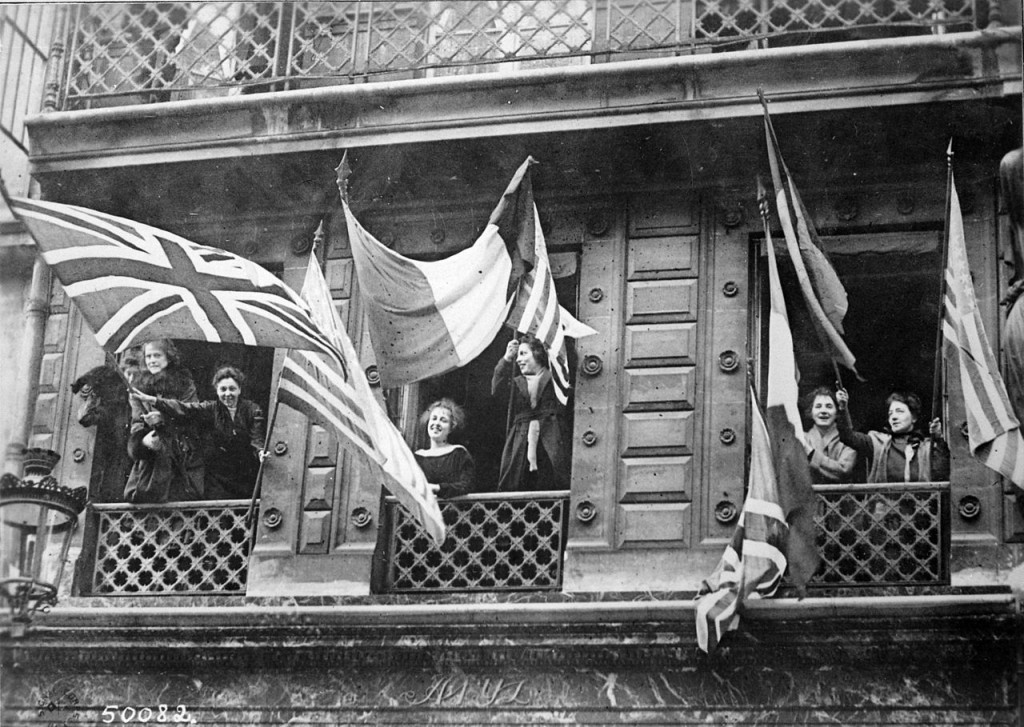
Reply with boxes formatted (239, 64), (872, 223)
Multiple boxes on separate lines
(343, 158), (545, 388)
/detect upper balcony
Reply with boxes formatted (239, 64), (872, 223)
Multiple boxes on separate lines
(55, 0), (1010, 112)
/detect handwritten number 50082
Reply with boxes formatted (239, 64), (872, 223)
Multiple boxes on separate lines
(101, 705), (195, 724)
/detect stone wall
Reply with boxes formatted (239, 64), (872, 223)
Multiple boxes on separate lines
(2, 593), (1019, 725)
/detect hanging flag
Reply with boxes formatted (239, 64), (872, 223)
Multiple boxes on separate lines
(506, 196), (596, 404)
(487, 156), (538, 294)
(762, 98), (859, 377)
(4, 193), (344, 363)
(942, 170), (1024, 492)
(762, 212), (821, 594)
(695, 390), (788, 653)
(695, 192), (821, 653)
(342, 157), (550, 388)
(279, 251), (446, 543)
(344, 202), (514, 387)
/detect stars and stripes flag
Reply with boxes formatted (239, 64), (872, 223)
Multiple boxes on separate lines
(4, 193), (345, 365)
(942, 169), (1024, 492)
(278, 250), (445, 544)
(762, 97), (860, 379)
(505, 170), (596, 405)
(695, 389), (788, 653)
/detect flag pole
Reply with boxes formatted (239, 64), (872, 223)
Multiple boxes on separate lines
(932, 140), (955, 424)
(246, 221), (327, 539)
(245, 397), (280, 535)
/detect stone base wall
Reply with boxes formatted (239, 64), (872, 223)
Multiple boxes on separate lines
(2, 597), (1020, 725)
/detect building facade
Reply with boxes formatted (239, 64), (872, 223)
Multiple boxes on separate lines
(1, 2), (1023, 723)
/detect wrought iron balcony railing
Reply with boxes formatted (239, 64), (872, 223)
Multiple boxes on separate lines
(73, 483), (949, 597)
(377, 491), (571, 593)
(80, 500), (252, 596)
(812, 481), (950, 588)
(58, 0), (988, 110)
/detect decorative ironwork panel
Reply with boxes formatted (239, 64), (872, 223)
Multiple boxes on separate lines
(607, 0), (685, 50)
(88, 501), (252, 595)
(812, 482), (950, 587)
(694, 0), (978, 40)
(382, 492), (569, 592)
(65, 3), (282, 103)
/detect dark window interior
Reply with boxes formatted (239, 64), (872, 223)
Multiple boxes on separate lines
(762, 230), (944, 455)
(412, 262), (580, 492)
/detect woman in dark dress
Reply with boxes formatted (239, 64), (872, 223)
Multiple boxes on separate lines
(132, 365), (267, 500)
(125, 339), (205, 503)
(491, 337), (570, 492)
(414, 398), (475, 498)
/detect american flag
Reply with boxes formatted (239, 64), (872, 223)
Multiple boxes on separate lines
(7, 195), (343, 363)
(942, 171), (1024, 489)
(507, 199), (595, 404)
(695, 390), (788, 653)
(278, 251), (445, 544)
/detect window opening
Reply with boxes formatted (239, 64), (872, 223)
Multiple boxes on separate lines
(409, 254), (580, 493)
(757, 229), (944, 438)
(754, 229), (952, 586)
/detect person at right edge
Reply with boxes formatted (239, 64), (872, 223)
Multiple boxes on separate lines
(835, 388), (950, 482)
(492, 337), (570, 492)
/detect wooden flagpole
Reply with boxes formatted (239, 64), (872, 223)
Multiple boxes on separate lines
(932, 140), (955, 424)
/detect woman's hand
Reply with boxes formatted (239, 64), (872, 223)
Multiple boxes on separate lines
(142, 430), (162, 451)
(503, 339), (519, 362)
(428, 483), (441, 496)
(142, 411), (164, 428)
(131, 388), (157, 405)
(835, 388), (849, 409)
(929, 418), (943, 440)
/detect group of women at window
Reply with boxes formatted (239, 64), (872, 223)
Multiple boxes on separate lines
(124, 338), (267, 504)
(115, 336), (945, 505)
(803, 386), (950, 485)
(116, 334), (571, 504)
(415, 336), (571, 499)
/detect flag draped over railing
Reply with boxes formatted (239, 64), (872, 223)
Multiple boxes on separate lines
(761, 96), (859, 380)
(279, 250), (445, 544)
(695, 184), (820, 653)
(695, 389), (788, 653)
(942, 168), (1024, 493)
(4, 193), (345, 364)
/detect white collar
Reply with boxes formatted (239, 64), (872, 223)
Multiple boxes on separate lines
(415, 443), (464, 457)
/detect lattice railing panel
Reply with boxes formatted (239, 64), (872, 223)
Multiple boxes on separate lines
(89, 501), (252, 595)
(67, 3), (282, 99)
(608, 0), (684, 50)
(694, 0), (977, 39)
(812, 482), (950, 587)
(382, 492), (569, 592)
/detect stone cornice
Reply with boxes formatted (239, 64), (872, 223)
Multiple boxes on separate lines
(1, 594), (1018, 672)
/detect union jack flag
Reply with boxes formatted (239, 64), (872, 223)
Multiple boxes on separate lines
(7, 195), (345, 366)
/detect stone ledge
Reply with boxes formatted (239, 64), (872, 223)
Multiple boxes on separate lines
(25, 28), (1022, 172)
